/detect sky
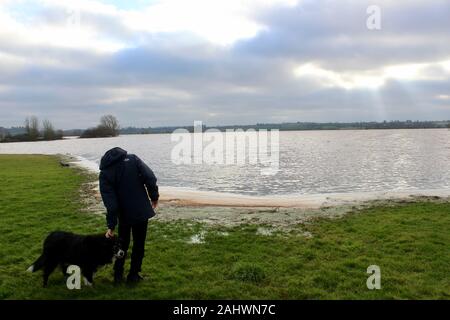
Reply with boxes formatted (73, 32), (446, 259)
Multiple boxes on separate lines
(0, 0), (449, 129)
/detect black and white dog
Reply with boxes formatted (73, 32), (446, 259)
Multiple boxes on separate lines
(27, 231), (124, 287)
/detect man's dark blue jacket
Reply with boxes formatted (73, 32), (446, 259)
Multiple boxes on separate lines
(99, 147), (159, 230)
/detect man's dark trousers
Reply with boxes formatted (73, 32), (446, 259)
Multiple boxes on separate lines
(114, 220), (148, 276)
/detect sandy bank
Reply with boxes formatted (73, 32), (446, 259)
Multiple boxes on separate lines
(158, 186), (450, 208)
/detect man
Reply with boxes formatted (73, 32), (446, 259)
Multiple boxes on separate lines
(99, 147), (159, 284)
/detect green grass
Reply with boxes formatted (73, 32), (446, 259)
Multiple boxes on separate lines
(0, 154), (449, 299)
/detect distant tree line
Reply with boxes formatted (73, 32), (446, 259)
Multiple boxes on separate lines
(250, 120), (450, 131)
(2, 119), (449, 141)
(0, 116), (63, 143)
(115, 120), (450, 134)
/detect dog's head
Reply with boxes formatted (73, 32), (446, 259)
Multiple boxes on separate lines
(87, 235), (125, 264)
(112, 237), (125, 259)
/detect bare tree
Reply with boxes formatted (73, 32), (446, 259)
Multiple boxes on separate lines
(0, 127), (6, 141)
(25, 116), (40, 140)
(42, 119), (56, 140)
(25, 118), (30, 135)
(80, 115), (121, 139)
(99, 114), (120, 137)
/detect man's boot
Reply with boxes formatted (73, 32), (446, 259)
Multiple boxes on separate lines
(126, 272), (144, 284)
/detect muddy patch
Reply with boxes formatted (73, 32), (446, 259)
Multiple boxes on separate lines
(153, 204), (351, 229)
(79, 181), (105, 215)
(256, 227), (274, 236)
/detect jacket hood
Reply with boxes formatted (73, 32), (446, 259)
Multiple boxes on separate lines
(100, 147), (127, 170)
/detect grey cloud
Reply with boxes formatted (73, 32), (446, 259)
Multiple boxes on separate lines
(0, 0), (449, 128)
(238, 0), (450, 70)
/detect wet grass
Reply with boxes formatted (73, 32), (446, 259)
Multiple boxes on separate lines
(0, 155), (449, 299)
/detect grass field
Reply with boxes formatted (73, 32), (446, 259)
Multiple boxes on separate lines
(0, 154), (449, 299)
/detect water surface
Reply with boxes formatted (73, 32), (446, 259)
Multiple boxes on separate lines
(1, 129), (449, 196)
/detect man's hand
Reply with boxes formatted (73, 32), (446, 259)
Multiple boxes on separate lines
(105, 229), (114, 238)
(152, 200), (158, 209)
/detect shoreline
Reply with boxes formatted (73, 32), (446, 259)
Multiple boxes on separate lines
(64, 154), (450, 209)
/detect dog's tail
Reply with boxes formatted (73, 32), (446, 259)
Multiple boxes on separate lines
(27, 255), (45, 273)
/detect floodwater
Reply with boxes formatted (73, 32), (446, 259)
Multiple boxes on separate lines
(1, 129), (450, 196)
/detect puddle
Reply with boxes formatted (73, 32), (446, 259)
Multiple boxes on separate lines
(188, 231), (206, 244)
